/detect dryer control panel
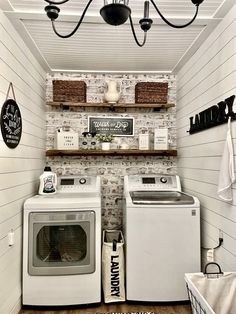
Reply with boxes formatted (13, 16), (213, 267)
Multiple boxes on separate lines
(57, 175), (100, 193)
(124, 175), (181, 193)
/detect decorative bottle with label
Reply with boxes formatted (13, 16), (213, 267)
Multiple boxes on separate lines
(38, 166), (57, 195)
(139, 129), (150, 150)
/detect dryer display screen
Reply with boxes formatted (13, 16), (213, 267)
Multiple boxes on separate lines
(142, 178), (155, 184)
(61, 178), (74, 185)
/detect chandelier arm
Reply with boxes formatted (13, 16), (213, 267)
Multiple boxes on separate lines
(45, 0), (70, 4)
(129, 16), (147, 47)
(50, 0), (94, 38)
(150, 0), (199, 28)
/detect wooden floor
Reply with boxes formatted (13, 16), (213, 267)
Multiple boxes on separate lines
(20, 302), (192, 314)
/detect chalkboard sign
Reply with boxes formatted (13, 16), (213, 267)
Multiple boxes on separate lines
(1, 99), (22, 148)
(88, 116), (134, 136)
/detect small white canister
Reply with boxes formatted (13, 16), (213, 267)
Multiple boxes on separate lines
(55, 127), (78, 150)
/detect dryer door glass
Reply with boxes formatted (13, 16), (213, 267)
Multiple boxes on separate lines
(28, 211), (95, 276)
(36, 225), (87, 263)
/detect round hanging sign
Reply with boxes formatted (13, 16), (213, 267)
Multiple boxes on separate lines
(1, 99), (22, 148)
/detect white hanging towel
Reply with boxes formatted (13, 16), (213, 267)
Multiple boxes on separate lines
(217, 117), (235, 201)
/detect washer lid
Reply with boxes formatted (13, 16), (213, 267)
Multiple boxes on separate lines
(129, 191), (194, 205)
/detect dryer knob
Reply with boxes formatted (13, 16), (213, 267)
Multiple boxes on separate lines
(79, 178), (86, 184)
(160, 177), (167, 183)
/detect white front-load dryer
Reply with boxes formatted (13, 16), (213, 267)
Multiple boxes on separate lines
(22, 175), (101, 306)
(123, 174), (201, 302)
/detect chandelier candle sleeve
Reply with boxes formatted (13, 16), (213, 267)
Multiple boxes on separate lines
(144, 1), (149, 18)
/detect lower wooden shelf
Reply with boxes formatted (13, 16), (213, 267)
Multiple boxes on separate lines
(46, 149), (177, 157)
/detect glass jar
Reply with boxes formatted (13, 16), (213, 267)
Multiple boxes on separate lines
(80, 132), (88, 149)
(90, 133), (97, 150)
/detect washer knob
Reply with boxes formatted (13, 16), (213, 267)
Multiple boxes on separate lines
(79, 178), (86, 185)
(160, 177), (167, 183)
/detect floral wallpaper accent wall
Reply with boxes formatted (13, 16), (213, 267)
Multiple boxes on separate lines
(46, 73), (177, 229)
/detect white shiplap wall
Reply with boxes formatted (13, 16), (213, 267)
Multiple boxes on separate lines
(176, 4), (236, 270)
(0, 10), (46, 314)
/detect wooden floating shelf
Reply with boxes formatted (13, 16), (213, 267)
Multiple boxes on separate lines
(47, 101), (175, 110)
(46, 149), (177, 157)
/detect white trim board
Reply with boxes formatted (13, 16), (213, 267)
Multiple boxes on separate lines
(4, 11), (213, 25)
(172, 18), (221, 74)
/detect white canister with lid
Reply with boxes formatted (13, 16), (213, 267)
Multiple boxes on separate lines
(38, 166), (57, 195)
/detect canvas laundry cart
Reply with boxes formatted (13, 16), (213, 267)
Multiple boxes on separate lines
(185, 263), (236, 314)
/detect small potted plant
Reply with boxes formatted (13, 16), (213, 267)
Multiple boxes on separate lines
(96, 134), (114, 150)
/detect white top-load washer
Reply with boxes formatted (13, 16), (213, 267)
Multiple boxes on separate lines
(124, 174), (200, 302)
(23, 175), (101, 306)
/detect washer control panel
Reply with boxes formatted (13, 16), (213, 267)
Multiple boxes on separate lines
(124, 175), (181, 192)
(57, 175), (100, 193)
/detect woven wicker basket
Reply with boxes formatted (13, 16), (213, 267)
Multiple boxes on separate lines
(135, 82), (168, 104)
(53, 80), (87, 102)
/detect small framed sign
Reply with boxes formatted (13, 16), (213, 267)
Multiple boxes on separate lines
(1, 99), (22, 149)
(88, 116), (134, 136)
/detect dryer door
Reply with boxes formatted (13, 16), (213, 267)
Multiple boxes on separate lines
(28, 211), (95, 275)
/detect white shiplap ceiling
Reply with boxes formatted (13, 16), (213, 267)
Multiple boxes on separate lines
(1, 0), (235, 73)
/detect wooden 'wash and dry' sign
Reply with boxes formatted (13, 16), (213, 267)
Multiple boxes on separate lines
(88, 116), (134, 136)
(0, 83), (22, 148)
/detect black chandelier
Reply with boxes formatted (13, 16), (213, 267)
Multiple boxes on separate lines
(44, 0), (204, 47)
